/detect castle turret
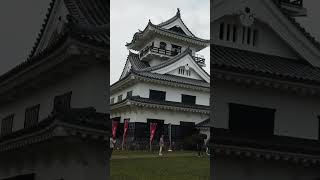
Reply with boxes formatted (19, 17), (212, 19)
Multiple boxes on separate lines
(126, 9), (209, 67)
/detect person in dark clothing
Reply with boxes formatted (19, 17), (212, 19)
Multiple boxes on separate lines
(196, 133), (207, 157)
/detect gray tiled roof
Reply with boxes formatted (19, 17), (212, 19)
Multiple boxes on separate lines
(126, 22), (209, 48)
(115, 96), (210, 110)
(0, 0), (109, 84)
(128, 52), (150, 70)
(0, 108), (109, 143)
(29, 0), (109, 59)
(114, 54), (207, 89)
(132, 71), (210, 88)
(131, 49), (194, 72)
(157, 8), (196, 37)
(213, 127), (320, 156)
(211, 45), (320, 84)
(122, 51), (209, 88)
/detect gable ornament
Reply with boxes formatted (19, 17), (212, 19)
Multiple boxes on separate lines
(239, 7), (255, 27)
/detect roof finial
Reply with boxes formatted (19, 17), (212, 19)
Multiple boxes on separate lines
(177, 8), (181, 17)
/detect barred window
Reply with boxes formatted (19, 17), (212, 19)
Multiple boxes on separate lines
(127, 91), (133, 98)
(25, 104), (40, 128)
(229, 103), (275, 137)
(1, 114), (14, 136)
(54, 91), (72, 113)
(110, 97), (115, 104)
(182, 94), (196, 105)
(118, 94), (123, 102)
(149, 90), (166, 101)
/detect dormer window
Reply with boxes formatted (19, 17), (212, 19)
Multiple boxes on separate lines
(242, 26), (258, 46)
(219, 23), (225, 40)
(232, 25), (237, 42)
(172, 44), (182, 55)
(179, 68), (185, 75)
(219, 22), (237, 42)
(178, 67), (191, 76)
(1, 114), (14, 136)
(159, 42), (167, 50)
(219, 22), (258, 47)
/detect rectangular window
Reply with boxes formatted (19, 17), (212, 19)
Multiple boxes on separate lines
(171, 44), (182, 55)
(219, 23), (225, 40)
(149, 90), (166, 101)
(226, 24), (231, 41)
(1, 114), (14, 136)
(110, 97), (115, 104)
(247, 28), (252, 44)
(25, 104), (40, 128)
(181, 94), (196, 105)
(229, 103), (275, 137)
(233, 25), (237, 42)
(242, 27), (246, 44)
(118, 94), (123, 102)
(253, 29), (258, 46)
(127, 91), (133, 98)
(53, 91), (72, 113)
(159, 42), (167, 50)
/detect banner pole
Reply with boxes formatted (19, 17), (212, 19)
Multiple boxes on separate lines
(150, 140), (152, 152)
(122, 134), (125, 150)
(168, 123), (172, 151)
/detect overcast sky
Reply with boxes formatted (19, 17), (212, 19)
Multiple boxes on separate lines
(0, 0), (51, 75)
(0, 0), (319, 84)
(110, 0), (210, 84)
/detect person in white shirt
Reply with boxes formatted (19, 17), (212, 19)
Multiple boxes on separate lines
(159, 135), (164, 156)
(110, 137), (116, 159)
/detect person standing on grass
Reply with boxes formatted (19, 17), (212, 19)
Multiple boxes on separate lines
(206, 137), (211, 156)
(159, 135), (164, 156)
(197, 134), (202, 157)
(109, 137), (116, 159)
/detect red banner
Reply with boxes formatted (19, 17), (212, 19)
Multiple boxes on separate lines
(123, 119), (129, 141)
(150, 122), (157, 142)
(112, 120), (119, 139)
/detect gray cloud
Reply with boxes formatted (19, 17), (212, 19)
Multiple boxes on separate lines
(0, 0), (50, 75)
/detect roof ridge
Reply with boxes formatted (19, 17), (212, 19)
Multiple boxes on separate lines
(126, 96), (210, 110)
(211, 45), (320, 84)
(28, 0), (57, 59)
(211, 45), (311, 66)
(126, 10), (210, 48)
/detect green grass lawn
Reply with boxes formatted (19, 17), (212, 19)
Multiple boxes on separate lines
(111, 150), (210, 180)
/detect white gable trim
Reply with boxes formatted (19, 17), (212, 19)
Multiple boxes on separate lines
(152, 54), (210, 82)
(160, 18), (195, 37)
(212, 0), (320, 67)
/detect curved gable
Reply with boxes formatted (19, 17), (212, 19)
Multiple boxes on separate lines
(212, 0), (320, 67)
(152, 54), (210, 82)
(212, 15), (301, 60)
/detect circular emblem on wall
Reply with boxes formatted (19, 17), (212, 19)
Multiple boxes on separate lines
(185, 64), (189, 70)
(239, 7), (254, 27)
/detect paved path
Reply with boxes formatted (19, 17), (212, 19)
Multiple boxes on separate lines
(111, 152), (209, 160)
